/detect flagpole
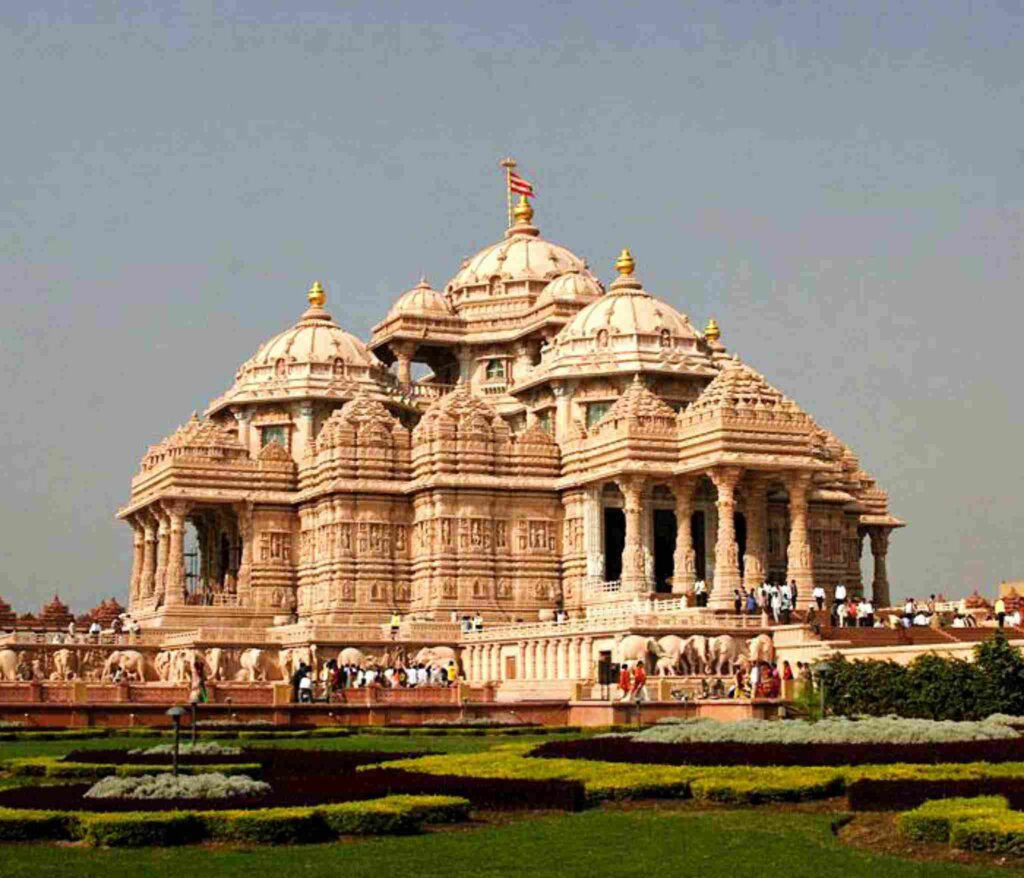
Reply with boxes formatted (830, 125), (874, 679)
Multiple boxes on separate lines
(500, 156), (516, 229)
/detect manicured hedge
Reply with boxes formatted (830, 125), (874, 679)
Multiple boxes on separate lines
(848, 777), (1024, 811)
(898, 796), (1024, 855)
(381, 747), (1024, 805)
(530, 736), (1024, 767)
(897, 796), (1008, 843)
(1, 756), (261, 780)
(0, 795), (470, 847)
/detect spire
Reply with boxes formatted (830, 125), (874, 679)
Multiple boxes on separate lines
(308, 280), (326, 308)
(704, 317), (721, 343)
(609, 247), (642, 292)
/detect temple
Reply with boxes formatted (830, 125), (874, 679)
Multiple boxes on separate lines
(115, 192), (901, 632)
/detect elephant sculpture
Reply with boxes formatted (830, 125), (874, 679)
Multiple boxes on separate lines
(413, 646), (458, 669)
(679, 635), (710, 675)
(235, 648), (280, 682)
(706, 635), (745, 676)
(655, 635), (686, 676)
(747, 634), (774, 665)
(0, 649), (20, 681)
(102, 650), (151, 682)
(278, 646), (317, 680)
(612, 636), (663, 670)
(337, 647), (366, 667)
(205, 648), (226, 681)
(51, 648), (77, 681)
(154, 650), (174, 682)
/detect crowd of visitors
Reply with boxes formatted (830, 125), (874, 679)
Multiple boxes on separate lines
(290, 655), (464, 703)
(731, 580), (800, 623)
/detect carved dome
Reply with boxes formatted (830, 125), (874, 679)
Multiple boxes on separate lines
(386, 278), (453, 319)
(445, 201), (595, 299)
(535, 271), (604, 308)
(207, 283), (396, 416)
(526, 250), (716, 383)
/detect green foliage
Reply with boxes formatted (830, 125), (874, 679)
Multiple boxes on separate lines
(823, 642), (1024, 721)
(1, 756), (261, 779)
(76, 811), (207, 847)
(897, 795), (1024, 855)
(204, 807), (330, 844)
(0, 807), (78, 842)
(0, 795), (469, 847)
(896, 796), (1009, 843)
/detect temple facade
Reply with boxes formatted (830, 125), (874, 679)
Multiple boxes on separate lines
(116, 194), (902, 634)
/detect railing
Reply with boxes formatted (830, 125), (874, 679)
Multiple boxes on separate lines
(0, 630), (157, 646)
(408, 383), (456, 401)
(480, 381), (508, 396)
(586, 579), (622, 595)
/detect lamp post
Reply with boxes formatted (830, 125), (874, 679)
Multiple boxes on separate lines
(165, 706), (187, 776)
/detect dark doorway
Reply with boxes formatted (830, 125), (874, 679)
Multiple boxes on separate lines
(691, 511), (706, 581)
(603, 507), (625, 582)
(653, 509), (677, 593)
(735, 512), (747, 579)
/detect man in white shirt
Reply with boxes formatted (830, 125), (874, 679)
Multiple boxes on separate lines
(834, 583), (848, 605)
(812, 585), (826, 611)
(861, 599), (874, 627)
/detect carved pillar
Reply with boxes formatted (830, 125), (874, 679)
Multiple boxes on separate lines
(140, 512), (158, 599)
(546, 639), (558, 680)
(524, 641), (535, 680)
(513, 341), (533, 384)
(235, 502), (254, 604)
(708, 467), (743, 607)
(552, 382), (572, 441)
(580, 637), (593, 680)
(854, 528), (866, 595)
(556, 639), (569, 680)
(568, 637), (580, 680)
(155, 510), (170, 599)
(233, 408), (252, 457)
(619, 476), (648, 591)
(163, 502), (189, 607)
(583, 485), (604, 582)
(491, 645), (501, 682)
(869, 527), (892, 608)
(672, 476), (697, 593)
(128, 517), (145, 604)
(516, 641), (526, 682)
(743, 474), (769, 592)
(785, 472), (814, 590)
(391, 340), (416, 387)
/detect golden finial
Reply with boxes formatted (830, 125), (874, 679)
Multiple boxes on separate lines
(615, 248), (636, 277)
(704, 317), (721, 342)
(308, 280), (326, 307)
(512, 194), (534, 225)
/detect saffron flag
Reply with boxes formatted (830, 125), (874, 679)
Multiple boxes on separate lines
(508, 171), (535, 197)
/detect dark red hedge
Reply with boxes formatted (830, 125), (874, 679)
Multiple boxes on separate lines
(847, 778), (1024, 811)
(530, 736), (1024, 767)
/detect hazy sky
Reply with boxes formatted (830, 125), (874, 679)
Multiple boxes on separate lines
(1, 1), (1022, 613)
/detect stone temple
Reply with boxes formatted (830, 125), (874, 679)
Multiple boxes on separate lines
(77, 191), (902, 704)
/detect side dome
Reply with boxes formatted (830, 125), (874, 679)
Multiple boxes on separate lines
(207, 282), (395, 416)
(385, 277), (453, 319)
(445, 197), (596, 301)
(534, 250), (716, 380)
(535, 271), (604, 308)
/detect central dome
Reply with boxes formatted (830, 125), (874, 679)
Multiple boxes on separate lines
(445, 198), (596, 300)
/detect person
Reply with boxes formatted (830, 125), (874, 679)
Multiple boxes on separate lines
(782, 659), (794, 682)
(473, 613), (484, 632)
(749, 661), (761, 697)
(298, 671), (314, 703)
(693, 580), (706, 608)
(812, 584), (826, 611)
(790, 579), (799, 609)
(88, 620), (102, 640)
(112, 666), (125, 684)
(745, 590), (757, 615)
(770, 587), (782, 624)
(861, 598), (875, 627)
(631, 661), (648, 703)
(856, 599), (868, 628)
(913, 610), (930, 627)
(846, 599), (858, 629)
(291, 662), (308, 703)
(189, 656), (208, 704)
(617, 663), (632, 701)
(445, 660), (458, 687)
(67, 619), (77, 641)
(389, 611), (401, 640)
(952, 614), (967, 628)
(834, 582), (848, 609)
(995, 597), (1007, 628)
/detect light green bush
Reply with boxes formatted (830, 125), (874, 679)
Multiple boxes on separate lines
(634, 716), (1020, 745)
(897, 796), (1024, 854)
(84, 772), (269, 800)
(204, 807), (329, 844)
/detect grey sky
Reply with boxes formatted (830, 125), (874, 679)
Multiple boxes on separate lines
(1, 1), (1021, 612)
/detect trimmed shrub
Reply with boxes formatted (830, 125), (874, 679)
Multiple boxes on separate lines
(897, 796), (1007, 843)
(76, 811), (206, 847)
(0, 807), (78, 842)
(2, 756), (261, 780)
(128, 742), (242, 757)
(204, 807), (329, 844)
(378, 794), (472, 824)
(848, 777), (1024, 811)
(690, 770), (845, 804)
(317, 800), (419, 836)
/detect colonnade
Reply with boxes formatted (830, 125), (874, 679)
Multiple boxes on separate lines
(583, 467), (893, 607)
(462, 637), (595, 683)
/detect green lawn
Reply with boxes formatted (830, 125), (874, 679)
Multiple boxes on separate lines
(0, 809), (1008, 878)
